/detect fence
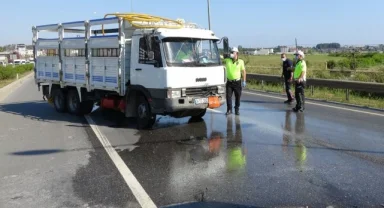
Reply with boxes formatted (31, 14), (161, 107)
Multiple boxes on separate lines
(247, 74), (384, 100)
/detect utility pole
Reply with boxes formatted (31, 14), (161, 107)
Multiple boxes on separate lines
(207, 0), (211, 30)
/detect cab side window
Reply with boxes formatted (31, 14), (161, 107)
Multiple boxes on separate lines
(139, 37), (163, 67)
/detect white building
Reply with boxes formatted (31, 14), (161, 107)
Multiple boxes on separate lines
(26, 49), (34, 56)
(279, 46), (289, 53)
(16, 44), (26, 57)
(254, 48), (270, 55)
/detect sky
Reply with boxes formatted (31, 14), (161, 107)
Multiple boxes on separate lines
(1, 0), (383, 48)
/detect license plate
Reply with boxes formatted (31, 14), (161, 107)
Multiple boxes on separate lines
(194, 98), (209, 105)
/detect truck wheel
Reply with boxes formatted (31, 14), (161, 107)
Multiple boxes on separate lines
(67, 89), (94, 115)
(137, 96), (156, 129)
(53, 89), (67, 113)
(67, 89), (81, 115)
(191, 109), (207, 119)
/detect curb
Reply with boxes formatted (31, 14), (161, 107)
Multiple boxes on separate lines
(0, 72), (34, 102)
(244, 88), (384, 113)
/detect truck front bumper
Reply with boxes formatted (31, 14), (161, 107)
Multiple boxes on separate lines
(162, 94), (226, 113)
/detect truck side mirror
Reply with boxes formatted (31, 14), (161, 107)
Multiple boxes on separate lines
(222, 37), (229, 58)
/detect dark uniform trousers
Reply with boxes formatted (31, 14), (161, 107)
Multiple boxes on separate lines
(295, 81), (306, 109)
(226, 79), (242, 112)
(284, 75), (294, 101)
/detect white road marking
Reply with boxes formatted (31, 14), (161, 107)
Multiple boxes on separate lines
(84, 115), (157, 208)
(243, 91), (384, 117)
(208, 108), (222, 113)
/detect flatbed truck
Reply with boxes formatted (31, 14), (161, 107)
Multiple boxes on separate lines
(32, 13), (230, 129)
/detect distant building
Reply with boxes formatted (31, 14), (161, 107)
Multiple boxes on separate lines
(15, 44), (26, 57)
(0, 52), (10, 63)
(254, 48), (270, 55)
(279, 46), (289, 53)
(26, 50), (34, 57)
(0, 51), (10, 58)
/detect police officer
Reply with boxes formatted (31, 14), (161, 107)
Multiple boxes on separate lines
(293, 50), (307, 112)
(281, 53), (294, 104)
(223, 47), (246, 115)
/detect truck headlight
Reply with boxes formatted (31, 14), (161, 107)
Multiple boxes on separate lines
(167, 90), (181, 98)
(217, 86), (225, 94)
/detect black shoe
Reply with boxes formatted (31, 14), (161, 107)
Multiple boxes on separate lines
(235, 111), (240, 115)
(292, 107), (304, 112)
(284, 100), (293, 104)
(225, 110), (232, 115)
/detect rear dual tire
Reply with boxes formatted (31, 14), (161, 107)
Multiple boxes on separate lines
(53, 89), (67, 113)
(66, 89), (94, 115)
(52, 89), (93, 115)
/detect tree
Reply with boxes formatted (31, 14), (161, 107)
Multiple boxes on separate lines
(238, 45), (243, 52)
(0, 47), (4, 52)
(316, 43), (341, 49)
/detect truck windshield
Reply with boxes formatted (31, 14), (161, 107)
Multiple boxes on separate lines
(162, 38), (220, 67)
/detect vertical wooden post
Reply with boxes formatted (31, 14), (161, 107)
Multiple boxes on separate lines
(261, 80), (264, 90)
(346, 89), (350, 101)
(311, 85), (314, 96)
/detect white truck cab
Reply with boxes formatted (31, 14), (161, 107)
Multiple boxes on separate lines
(32, 13), (230, 129)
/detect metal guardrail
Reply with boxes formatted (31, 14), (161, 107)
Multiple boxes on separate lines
(246, 66), (379, 73)
(247, 74), (384, 100)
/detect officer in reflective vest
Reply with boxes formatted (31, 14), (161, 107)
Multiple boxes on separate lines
(223, 47), (246, 115)
(293, 50), (307, 112)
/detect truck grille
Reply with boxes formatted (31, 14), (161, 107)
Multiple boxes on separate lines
(185, 86), (218, 97)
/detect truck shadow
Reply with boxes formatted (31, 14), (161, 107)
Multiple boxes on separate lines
(0, 100), (86, 124)
(0, 100), (139, 129)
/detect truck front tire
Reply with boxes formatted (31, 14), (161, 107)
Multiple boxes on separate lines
(191, 109), (207, 119)
(137, 96), (156, 129)
(53, 89), (67, 113)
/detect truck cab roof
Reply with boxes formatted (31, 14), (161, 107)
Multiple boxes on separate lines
(133, 28), (219, 40)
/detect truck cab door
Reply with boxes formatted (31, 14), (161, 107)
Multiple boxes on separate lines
(130, 36), (164, 89)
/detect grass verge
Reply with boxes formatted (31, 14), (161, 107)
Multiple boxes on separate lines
(0, 64), (34, 88)
(247, 80), (384, 110)
(0, 71), (33, 88)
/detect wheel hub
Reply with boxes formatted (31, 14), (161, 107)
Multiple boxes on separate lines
(138, 104), (147, 119)
(69, 94), (78, 111)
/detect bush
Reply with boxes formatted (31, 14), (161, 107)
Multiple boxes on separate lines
(353, 73), (371, 82)
(327, 60), (336, 69)
(368, 72), (384, 83)
(312, 70), (331, 79)
(0, 64), (33, 80)
(356, 58), (376, 68)
(337, 59), (350, 69)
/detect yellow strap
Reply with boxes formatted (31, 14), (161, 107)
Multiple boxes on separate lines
(102, 13), (185, 35)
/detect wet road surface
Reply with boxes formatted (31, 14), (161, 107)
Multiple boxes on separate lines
(1, 77), (384, 207)
(0, 78), (140, 208)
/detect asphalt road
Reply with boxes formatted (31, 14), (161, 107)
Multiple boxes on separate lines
(1, 78), (384, 208)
